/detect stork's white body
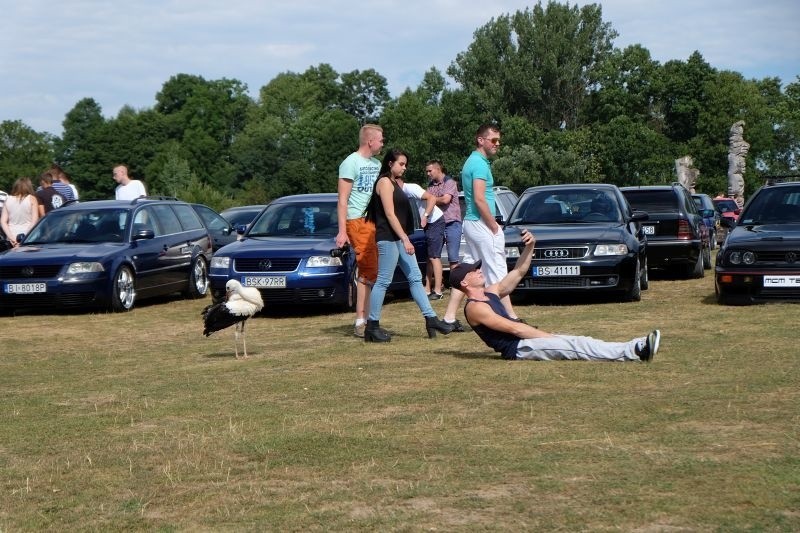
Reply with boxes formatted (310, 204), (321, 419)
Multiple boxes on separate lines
(202, 280), (264, 358)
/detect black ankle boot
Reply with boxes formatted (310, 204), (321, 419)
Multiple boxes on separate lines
(425, 316), (455, 338)
(365, 320), (391, 342)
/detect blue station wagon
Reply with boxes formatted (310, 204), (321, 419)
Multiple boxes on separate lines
(209, 193), (429, 310)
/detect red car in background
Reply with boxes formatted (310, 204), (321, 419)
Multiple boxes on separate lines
(713, 196), (741, 223)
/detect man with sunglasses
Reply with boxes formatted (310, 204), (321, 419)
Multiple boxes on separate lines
(460, 123), (522, 321)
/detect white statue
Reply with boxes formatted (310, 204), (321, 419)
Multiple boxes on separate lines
(675, 155), (699, 193)
(727, 121), (749, 209)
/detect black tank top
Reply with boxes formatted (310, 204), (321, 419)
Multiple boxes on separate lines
(369, 177), (414, 242)
(465, 293), (520, 360)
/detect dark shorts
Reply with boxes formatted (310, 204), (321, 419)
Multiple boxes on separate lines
(424, 217), (446, 259)
(444, 220), (463, 264)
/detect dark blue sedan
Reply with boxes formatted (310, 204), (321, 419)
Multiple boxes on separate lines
(503, 184), (649, 302)
(0, 199), (212, 314)
(209, 193), (428, 310)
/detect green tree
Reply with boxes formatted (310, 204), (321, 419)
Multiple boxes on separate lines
(449, 1), (617, 130)
(339, 69), (390, 124)
(0, 120), (54, 190)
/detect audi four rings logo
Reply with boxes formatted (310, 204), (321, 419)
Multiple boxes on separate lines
(258, 259), (272, 271)
(543, 249), (569, 258)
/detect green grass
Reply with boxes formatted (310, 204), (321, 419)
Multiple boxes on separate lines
(1, 268), (799, 531)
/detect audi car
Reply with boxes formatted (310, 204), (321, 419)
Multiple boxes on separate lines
(208, 193), (429, 310)
(716, 179), (800, 305)
(502, 184), (649, 302)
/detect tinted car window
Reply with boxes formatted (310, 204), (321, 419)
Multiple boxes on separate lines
(150, 204), (183, 235)
(172, 204), (205, 231)
(623, 191), (678, 213)
(249, 203), (337, 236)
(739, 185), (800, 224)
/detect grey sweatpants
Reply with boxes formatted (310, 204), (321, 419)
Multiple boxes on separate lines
(516, 334), (644, 362)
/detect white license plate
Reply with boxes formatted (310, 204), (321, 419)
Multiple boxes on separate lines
(533, 265), (580, 277)
(6, 282), (46, 294)
(642, 225), (655, 235)
(243, 276), (286, 288)
(763, 276), (800, 287)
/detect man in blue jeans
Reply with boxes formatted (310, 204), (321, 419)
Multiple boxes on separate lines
(450, 229), (661, 362)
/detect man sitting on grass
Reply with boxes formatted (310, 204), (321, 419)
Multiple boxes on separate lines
(449, 228), (660, 362)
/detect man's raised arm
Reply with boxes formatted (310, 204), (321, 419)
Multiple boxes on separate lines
(495, 229), (535, 298)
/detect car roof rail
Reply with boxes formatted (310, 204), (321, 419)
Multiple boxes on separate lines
(762, 175), (800, 186)
(130, 195), (179, 204)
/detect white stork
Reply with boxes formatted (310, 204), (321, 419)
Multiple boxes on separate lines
(202, 279), (264, 359)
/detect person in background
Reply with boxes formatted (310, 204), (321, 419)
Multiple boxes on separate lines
(113, 164), (147, 200)
(451, 229), (661, 362)
(424, 159), (461, 300)
(47, 164), (76, 202)
(363, 148), (454, 342)
(461, 122), (521, 321)
(51, 164), (79, 200)
(335, 124), (384, 338)
(0, 177), (39, 247)
(35, 172), (66, 215)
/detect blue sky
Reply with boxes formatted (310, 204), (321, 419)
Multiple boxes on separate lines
(1, 0), (798, 136)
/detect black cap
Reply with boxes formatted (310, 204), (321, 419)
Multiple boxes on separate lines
(449, 260), (482, 292)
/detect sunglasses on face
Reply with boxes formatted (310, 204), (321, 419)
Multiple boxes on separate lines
(483, 137), (501, 145)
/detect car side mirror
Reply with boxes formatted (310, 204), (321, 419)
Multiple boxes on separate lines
(133, 228), (155, 240)
(235, 224), (248, 235)
(702, 208), (715, 218)
(222, 226), (232, 236)
(495, 214), (505, 225)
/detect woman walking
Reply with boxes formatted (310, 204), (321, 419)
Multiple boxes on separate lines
(1, 177), (39, 247)
(364, 149), (453, 342)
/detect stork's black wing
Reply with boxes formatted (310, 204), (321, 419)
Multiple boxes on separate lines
(202, 302), (245, 336)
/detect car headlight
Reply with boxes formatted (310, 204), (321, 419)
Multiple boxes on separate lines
(594, 244), (628, 256)
(66, 262), (105, 274)
(307, 256), (343, 267)
(729, 251), (741, 264)
(505, 247), (520, 258)
(742, 251), (756, 265)
(211, 256), (231, 269)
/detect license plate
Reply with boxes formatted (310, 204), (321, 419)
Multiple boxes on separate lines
(533, 265), (580, 276)
(763, 276), (800, 287)
(243, 276), (286, 288)
(5, 282), (46, 294)
(642, 225), (655, 235)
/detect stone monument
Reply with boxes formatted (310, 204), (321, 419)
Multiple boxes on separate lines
(727, 121), (749, 208)
(675, 155), (699, 193)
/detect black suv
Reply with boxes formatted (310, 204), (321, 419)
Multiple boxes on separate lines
(621, 183), (711, 278)
(715, 179), (800, 305)
(0, 197), (212, 313)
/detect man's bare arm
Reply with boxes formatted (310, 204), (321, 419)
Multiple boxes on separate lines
(336, 178), (353, 248)
(495, 229), (535, 298)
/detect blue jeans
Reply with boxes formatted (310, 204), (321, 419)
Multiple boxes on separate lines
(369, 239), (436, 321)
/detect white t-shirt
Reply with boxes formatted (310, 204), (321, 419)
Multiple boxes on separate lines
(115, 180), (147, 200)
(401, 183), (443, 223)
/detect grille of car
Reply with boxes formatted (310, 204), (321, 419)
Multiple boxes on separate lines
(520, 275), (618, 289)
(234, 258), (301, 272)
(0, 265), (63, 278)
(534, 247), (589, 260)
(755, 251), (800, 264)
(0, 292), (97, 308)
(252, 287), (336, 303)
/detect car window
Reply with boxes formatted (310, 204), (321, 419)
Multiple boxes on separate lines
(25, 208), (129, 244)
(623, 190), (677, 213)
(740, 185), (800, 224)
(249, 202), (337, 236)
(133, 207), (162, 236)
(173, 204), (207, 231)
(509, 189), (620, 224)
(496, 191), (519, 219)
(148, 204), (183, 235)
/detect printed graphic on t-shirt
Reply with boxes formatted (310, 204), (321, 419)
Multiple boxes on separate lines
(355, 164), (379, 193)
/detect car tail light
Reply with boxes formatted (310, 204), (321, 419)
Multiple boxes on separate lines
(677, 219), (693, 240)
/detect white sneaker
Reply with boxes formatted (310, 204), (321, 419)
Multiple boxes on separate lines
(354, 323), (366, 338)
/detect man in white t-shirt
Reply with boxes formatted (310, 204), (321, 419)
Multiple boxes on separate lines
(113, 165), (147, 200)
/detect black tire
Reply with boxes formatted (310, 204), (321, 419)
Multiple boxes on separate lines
(688, 251), (705, 279)
(640, 256), (649, 291)
(709, 229), (717, 250)
(702, 243), (712, 270)
(624, 258), (642, 302)
(110, 265), (136, 312)
(340, 265), (358, 312)
(185, 256), (209, 299)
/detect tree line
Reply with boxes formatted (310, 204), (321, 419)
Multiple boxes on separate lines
(1, 2), (798, 211)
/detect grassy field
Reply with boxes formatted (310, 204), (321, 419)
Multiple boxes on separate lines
(1, 265), (799, 531)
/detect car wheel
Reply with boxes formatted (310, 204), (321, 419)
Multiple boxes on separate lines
(340, 265), (358, 312)
(702, 243), (712, 270)
(709, 229), (716, 250)
(689, 251), (705, 279)
(640, 256), (649, 291)
(624, 258), (642, 302)
(110, 265), (136, 312)
(185, 256), (209, 299)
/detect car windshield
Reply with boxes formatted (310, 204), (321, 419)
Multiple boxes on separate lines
(739, 186), (800, 225)
(509, 189), (621, 224)
(247, 202), (337, 237)
(623, 190), (676, 213)
(24, 208), (129, 244)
